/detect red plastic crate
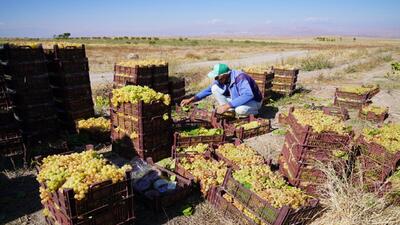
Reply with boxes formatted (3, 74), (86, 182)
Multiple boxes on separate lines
(321, 106), (350, 121)
(335, 86), (379, 103)
(222, 168), (320, 225)
(53, 45), (87, 60)
(112, 100), (170, 119)
(358, 107), (388, 123)
(273, 68), (299, 76)
(286, 107), (354, 149)
(273, 74), (297, 84)
(223, 115), (271, 140)
(173, 119), (225, 147)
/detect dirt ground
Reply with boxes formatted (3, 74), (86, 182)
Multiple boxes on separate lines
(1, 38), (400, 225)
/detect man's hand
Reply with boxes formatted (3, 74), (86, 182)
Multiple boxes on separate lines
(216, 104), (232, 114)
(180, 97), (195, 107)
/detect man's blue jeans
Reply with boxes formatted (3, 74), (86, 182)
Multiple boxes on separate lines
(211, 84), (262, 116)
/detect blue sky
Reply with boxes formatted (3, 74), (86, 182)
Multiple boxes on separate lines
(0, 0), (399, 38)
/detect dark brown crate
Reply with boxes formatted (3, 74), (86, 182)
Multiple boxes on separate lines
(11, 88), (53, 106)
(358, 107), (388, 123)
(15, 103), (56, 120)
(52, 85), (92, 99)
(5, 73), (51, 91)
(334, 97), (369, 109)
(114, 64), (152, 77)
(53, 45), (87, 60)
(37, 161), (133, 220)
(222, 168), (320, 225)
(49, 72), (90, 87)
(273, 74), (298, 84)
(111, 112), (171, 135)
(112, 101), (170, 119)
(1, 44), (46, 61)
(152, 81), (169, 94)
(112, 138), (171, 162)
(113, 73), (152, 87)
(54, 97), (93, 111)
(173, 120), (225, 147)
(169, 77), (185, 90)
(57, 58), (89, 74)
(224, 115), (271, 140)
(356, 135), (400, 183)
(335, 86), (379, 102)
(4, 61), (49, 77)
(57, 107), (94, 121)
(286, 107), (354, 149)
(322, 106), (350, 121)
(272, 82), (296, 91)
(273, 68), (299, 76)
(44, 196), (134, 225)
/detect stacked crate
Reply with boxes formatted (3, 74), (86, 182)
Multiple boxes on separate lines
(334, 85), (380, 109)
(272, 67), (299, 96)
(0, 67), (26, 159)
(169, 76), (185, 104)
(245, 70), (273, 103)
(279, 107), (354, 195)
(113, 61), (169, 94)
(111, 92), (172, 162)
(46, 44), (94, 131)
(0, 44), (57, 146)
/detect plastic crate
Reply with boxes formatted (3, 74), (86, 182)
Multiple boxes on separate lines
(277, 113), (288, 125)
(273, 68), (299, 77)
(335, 86), (379, 102)
(271, 82), (296, 91)
(112, 100), (170, 119)
(113, 73), (152, 87)
(15, 103), (57, 120)
(111, 112), (171, 135)
(222, 168), (320, 225)
(358, 107), (388, 123)
(173, 120), (225, 147)
(53, 45), (87, 60)
(54, 97), (94, 111)
(5, 73), (51, 91)
(322, 106), (350, 121)
(356, 136), (400, 183)
(333, 96), (369, 109)
(10, 88), (53, 106)
(286, 107), (354, 149)
(224, 115), (271, 140)
(152, 81), (169, 94)
(273, 74), (297, 84)
(37, 162), (134, 220)
(52, 85), (92, 99)
(49, 72), (90, 87)
(4, 61), (49, 77)
(1, 44), (46, 62)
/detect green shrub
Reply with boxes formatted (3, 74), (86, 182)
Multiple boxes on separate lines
(300, 54), (334, 71)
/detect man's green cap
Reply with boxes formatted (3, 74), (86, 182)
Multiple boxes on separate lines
(207, 63), (230, 79)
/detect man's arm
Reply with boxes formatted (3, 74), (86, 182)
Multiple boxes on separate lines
(229, 78), (254, 108)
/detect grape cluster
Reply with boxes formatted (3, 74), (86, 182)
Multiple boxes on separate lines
(216, 143), (264, 167)
(179, 127), (223, 137)
(177, 143), (209, 154)
(292, 108), (350, 134)
(37, 150), (131, 202)
(363, 123), (400, 153)
(241, 66), (270, 74)
(179, 155), (227, 195)
(77, 117), (110, 133)
(235, 120), (261, 130)
(111, 85), (171, 107)
(233, 165), (309, 209)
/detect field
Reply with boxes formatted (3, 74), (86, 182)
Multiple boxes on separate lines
(1, 36), (400, 225)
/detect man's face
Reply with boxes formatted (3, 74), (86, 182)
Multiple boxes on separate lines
(215, 72), (230, 85)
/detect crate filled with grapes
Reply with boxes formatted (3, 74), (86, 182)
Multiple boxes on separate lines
(171, 143), (212, 159)
(110, 85), (172, 160)
(271, 66), (299, 96)
(355, 124), (400, 188)
(51, 44), (87, 60)
(36, 150), (134, 225)
(130, 157), (193, 212)
(223, 115), (271, 140)
(76, 117), (111, 143)
(242, 67), (274, 103)
(174, 151), (227, 199)
(285, 107), (354, 149)
(273, 66), (299, 77)
(213, 143), (270, 170)
(113, 60), (168, 91)
(220, 167), (320, 225)
(173, 119), (225, 147)
(334, 84), (379, 109)
(358, 105), (389, 123)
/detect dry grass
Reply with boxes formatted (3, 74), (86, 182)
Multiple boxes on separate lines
(311, 163), (400, 225)
(343, 54), (393, 74)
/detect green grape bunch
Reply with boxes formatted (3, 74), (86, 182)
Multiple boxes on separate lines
(111, 85), (171, 108)
(37, 150), (131, 202)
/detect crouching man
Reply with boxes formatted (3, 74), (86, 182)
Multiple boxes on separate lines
(181, 63), (262, 116)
